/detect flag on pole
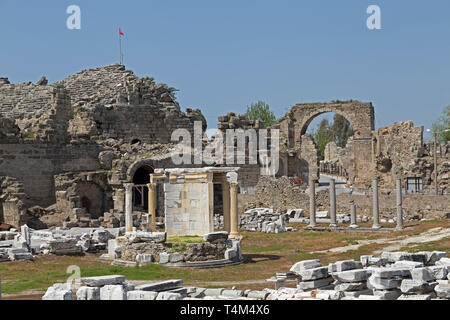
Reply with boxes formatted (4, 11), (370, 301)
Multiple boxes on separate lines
(119, 28), (124, 65)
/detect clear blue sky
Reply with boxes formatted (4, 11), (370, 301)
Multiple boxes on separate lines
(1, 0), (449, 140)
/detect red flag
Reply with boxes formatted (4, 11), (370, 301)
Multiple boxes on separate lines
(119, 28), (124, 36)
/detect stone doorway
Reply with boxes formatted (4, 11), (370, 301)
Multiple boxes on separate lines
(74, 182), (104, 219)
(132, 165), (154, 211)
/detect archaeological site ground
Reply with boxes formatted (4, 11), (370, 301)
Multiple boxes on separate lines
(0, 3), (449, 314)
(0, 64), (449, 304)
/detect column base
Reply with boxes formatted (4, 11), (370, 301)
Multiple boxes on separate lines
(395, 225), (404, 231)
(308, 223), (317, 228)
(229, 232), (240, 239)
(372, 224), (382, 230)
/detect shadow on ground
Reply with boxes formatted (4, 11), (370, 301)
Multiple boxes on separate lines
(243, 254), (281, 264)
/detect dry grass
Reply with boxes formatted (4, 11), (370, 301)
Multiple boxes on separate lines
(0, 219), (448, 298)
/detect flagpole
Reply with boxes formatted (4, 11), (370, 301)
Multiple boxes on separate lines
(119, 29), (122, 65)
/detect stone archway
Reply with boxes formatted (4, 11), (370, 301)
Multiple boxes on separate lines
(279, 101), (375, 184)
(292, 101), (375, 142)
(131, 165), (154, 211)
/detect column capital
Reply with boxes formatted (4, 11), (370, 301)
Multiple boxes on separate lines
(124, 183), (134, 191)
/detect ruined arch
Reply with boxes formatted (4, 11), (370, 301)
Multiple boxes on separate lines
(280, 101), (375, 184)
(128, 162), (155, 212)
(127, 160), (156, 182)
(293, 102), (375, 142)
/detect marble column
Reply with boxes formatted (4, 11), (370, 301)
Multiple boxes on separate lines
(124, 183), (134, 233)
(229, 182), (239, 238)
(372, 179), (381, 229)
(396, 179), (404, 230)
(329, 179), (337, 227)
(309, 177), (317, 228)
(349, 201), (358, 229)
(147, 182), (157, 232)
(222, 182), (231, 232)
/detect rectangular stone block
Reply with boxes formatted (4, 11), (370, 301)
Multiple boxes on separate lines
(76, 286), (100, 300)
(368, 275), (402, 290)
(411, 268), (434, 282)
(332, 270), (370, 283)
(299, 266), (329, 281)
(400, 279), (435, 294)
(135, 279), (183, 292)
(297, 277), (333, 290)
(80, 275), (126, 287)
(373, 289), (402, 300)
(290, 259), (322, 274)
(328, 260), (363, 273)
(127, 290), (158, 300)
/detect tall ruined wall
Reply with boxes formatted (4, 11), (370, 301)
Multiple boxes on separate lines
(217, 112), (265, 193)
(373, 121), (426, 188)
(0, 143), (101, 207)
(299, 135), (320, 181)
(0, 64), (205, 220)
(69, 104), (197, 144)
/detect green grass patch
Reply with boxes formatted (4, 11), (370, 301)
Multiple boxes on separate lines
(399, 237), (450, 254)
(166, 236), (204, 244)
(245, 244), (287, 253)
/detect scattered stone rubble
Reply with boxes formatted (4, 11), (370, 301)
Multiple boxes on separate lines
(0, 224), (123, 262)
(1, 225), (244, 268)
(239, 208), (296, 233)
(41, 251), (449, 300)
(102, 230), (243, 266)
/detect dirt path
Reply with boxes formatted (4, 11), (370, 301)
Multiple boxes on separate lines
(313, 227), (450, 254)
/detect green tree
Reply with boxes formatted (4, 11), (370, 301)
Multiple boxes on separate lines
(312, 119), (334, 159)
(432, 105), (450, 143)
(331, 114), (354, 147)
(245, 101), (276, 128)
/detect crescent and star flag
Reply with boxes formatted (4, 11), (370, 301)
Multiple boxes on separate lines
(119, 28), (124, 36)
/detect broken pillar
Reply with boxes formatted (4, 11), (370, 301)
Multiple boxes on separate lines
(350, 201), (358, 229)
(372, 179), (381, 229)
(124, 183), (133, 233)
(309, 177), (317, 228)
(222, 182), (231, 233)
(396, 179), (404, 230)
(229, 182), (239, 238)
(329, 179), (337, 227)
(147, 182), (157, 232)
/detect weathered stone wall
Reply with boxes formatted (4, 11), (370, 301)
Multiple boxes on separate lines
(238, 177), (450, 219)
(0, 143), (101, 207)
(0, 64), (207, 227)
(373, 121), (425, 189)
(164, 178), (214, 237)
(299, 135), (320, 181)
(217, 112), (265, 193)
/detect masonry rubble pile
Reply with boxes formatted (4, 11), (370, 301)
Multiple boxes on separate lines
(0, 224), (123, 262)
(42, 251), (450, 300)
(239, 208), (296, 233)
(104, 231), (243, 266)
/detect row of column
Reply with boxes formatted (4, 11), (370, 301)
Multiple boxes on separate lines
(308, 177), (404, 230)
(123, 181), (240, 237)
